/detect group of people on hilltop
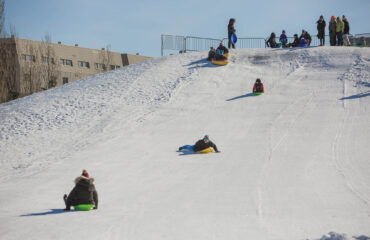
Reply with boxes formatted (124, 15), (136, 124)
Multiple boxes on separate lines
(267, 29), (312, 48)
(328, 15), (350, 46)
(266, 15), (350, 48)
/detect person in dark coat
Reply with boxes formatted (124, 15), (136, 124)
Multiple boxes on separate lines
(299, 30), (312, 46)
(228, 18), (236, 49)
(207, 47), (216, 61)
(288, 34), (300, 47)
(193, 135), (220, 152)
(216, 42), (229, 54)
(316, 15), (326, 46)
(343, 15), (350, 46)
(63, 170), (98, 210)
(179, 135), (220, 153)
(267, 32), (278, 48)
(253, 78), (264, 93)
(329, 16), (337, 46)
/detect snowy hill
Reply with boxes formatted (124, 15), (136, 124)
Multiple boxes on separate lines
(0, 47), (370, 240)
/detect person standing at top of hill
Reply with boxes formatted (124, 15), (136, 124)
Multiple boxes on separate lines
(329, 16), (337, 46)
(336, 16), (344, 46)
(342, 15), (350, 46)
(228, 18), (236, 49)
(299, 30), (312, 46)
(316, 15), (326, 46)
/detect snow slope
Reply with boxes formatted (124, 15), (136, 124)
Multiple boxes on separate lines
(0, 47), (369, 240)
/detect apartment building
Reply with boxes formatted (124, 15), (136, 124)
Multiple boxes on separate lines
(0, 36), (151, 103)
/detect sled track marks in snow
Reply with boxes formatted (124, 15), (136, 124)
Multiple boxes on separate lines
(332, 101), (370, 206)
(257, 87), (316, 226)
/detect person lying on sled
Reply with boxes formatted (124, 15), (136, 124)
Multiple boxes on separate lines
(179, 135), (220, 153)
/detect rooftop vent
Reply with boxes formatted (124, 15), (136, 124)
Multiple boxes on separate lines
(75, 44), (78, 47)
(58, 41), (61, 44)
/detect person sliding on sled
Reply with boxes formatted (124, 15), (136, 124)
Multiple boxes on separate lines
(253, 78), (264, 93)
(179, 135), (220, 153)
(216, 42), (229, 55)
(207, 47), (216, 61)
(63, 169), (99, 211)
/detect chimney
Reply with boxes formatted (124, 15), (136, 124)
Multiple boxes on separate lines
(75, 44), (78, 47)
(136, 53), (139, 55)
(101, 48), (105, 50)
(58, 41), (62, 44)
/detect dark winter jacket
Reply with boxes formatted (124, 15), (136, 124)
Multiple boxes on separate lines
(66, 176), (99, 208)
(267, 33), (277, 48)
(316, 19), (326, 38)
(329, 19), (336, 34)
(291, 36), (300, 47)
(299, 32), (311, 42)
(343, 19), (350, 34)
(193, 139), (219, 152)
(216, 45), (229, 54)
(299, 32), (312, 46)
(228, 21), (236, 35)
(207, 49), (215, 61)
(253, 82), (264, 93)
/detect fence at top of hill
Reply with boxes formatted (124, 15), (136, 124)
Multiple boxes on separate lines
(161, 34), (325, 56)
(161, 34), (369, 56)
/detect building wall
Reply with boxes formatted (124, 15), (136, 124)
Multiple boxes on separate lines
(0, 37), (151, 103)
(0, 36), (19, 102)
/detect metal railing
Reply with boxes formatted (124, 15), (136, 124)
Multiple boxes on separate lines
(161, 34), (367, 56)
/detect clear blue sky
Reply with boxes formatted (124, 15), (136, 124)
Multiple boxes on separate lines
(4, 0), (370, 57)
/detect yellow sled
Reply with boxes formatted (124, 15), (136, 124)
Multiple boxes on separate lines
(199, 147), (214, 153)
(212, 59), (229, 66)
(223, 52), (230, 58)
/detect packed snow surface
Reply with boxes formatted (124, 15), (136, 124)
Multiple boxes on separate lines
(0, 47), (370, 240)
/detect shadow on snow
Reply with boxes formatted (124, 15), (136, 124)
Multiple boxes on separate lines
(226, 93), (256, 101)
(339, 91), (370, 100)
(20, 209), (71, 217)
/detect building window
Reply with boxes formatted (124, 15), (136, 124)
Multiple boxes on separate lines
(66, 60), (73, 66)
(78, 61), (90, 68)
(42, 56), (54, 64)
(110, 65), (120, 70)
(94, 63), (105, 70)
(62, 77), (68, 84)
(22, 54), (35, 62)
(60, 59), (73, 66)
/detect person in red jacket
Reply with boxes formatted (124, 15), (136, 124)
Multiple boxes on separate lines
(253, 78), (264, 93)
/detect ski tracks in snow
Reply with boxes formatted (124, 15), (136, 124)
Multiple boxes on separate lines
(333, 55), (370, 205)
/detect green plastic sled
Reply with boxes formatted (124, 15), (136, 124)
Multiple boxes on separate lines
(74, 204), (95, 211)
(253, 92), (263, 95)
(354, 43), (368, 47)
